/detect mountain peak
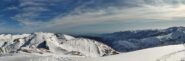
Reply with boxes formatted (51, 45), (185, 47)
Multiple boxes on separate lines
(0, 32), (117, 57)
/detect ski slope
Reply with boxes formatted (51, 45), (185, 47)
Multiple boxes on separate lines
(0, 44), (185, 61)
(75, 44), (185, 61)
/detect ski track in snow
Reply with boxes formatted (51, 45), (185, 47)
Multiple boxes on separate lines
(157, 49), (185, 61)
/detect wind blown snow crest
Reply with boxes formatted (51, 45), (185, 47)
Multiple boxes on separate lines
(0, 32), (117, 57)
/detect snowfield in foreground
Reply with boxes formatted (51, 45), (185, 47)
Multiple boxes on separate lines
(76, 44), (185, 61)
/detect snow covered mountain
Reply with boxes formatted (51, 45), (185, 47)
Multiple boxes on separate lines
(80, 27), (185, 52)
(1, 27), (185, 61)
(1, 44), (184, 61)
(0, 32), (117, 57)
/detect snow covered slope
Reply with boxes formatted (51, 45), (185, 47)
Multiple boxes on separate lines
(76, 44), (185, 61)
(0, 32), (117, 57)
(0, 32), (185, 61)
(60, 38), (117, 57)
(1, 44), (184, 61)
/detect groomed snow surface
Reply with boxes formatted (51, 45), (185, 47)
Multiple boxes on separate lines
(76, 44), (185, 61)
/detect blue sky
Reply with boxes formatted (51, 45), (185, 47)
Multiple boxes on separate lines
(1, 0), (185, 34)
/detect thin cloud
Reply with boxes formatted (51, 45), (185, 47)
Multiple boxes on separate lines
(44, 4), (185, 27)
(35, 0), (185, 33)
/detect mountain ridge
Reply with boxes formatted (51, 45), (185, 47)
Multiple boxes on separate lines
(0, 32), (118, 57)
(79, 26), (185, 52)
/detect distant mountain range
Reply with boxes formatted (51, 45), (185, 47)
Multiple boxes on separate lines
(79, 26), (185, 52)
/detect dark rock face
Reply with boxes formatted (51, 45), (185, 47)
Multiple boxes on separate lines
(37, 41), (49, 50)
